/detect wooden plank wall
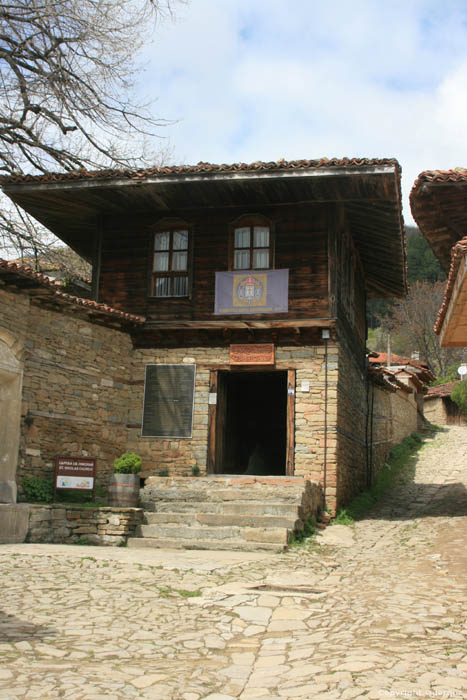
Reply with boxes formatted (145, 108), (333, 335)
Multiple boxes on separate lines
(99, 203), (329, 321)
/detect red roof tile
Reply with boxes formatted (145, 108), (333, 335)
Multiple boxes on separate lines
(410, 169), (467, 273)
(0, 259), (145, 325)
(434, 237), (467, 335)
(425, 382), (456, 399)
(368, 352), (429, 369)
(0, 157), (401, 186)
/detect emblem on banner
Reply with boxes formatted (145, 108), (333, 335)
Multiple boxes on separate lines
(233, 274), (267, 307)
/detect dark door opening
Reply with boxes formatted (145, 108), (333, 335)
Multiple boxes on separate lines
(216, 371), (287, 475)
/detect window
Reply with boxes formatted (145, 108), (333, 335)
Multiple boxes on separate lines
(152, 228), (189, 297)
(232, 221), (272, 270)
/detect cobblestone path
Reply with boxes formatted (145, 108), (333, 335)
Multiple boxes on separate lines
(1, 426), (467, 700)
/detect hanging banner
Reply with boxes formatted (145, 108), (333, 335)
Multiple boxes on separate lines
(214, 269), (289, 315)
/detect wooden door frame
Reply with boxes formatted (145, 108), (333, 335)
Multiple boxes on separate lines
(207, 368), (295, 475)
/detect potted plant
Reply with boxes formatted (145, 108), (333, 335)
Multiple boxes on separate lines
(108, 452), (142, 507)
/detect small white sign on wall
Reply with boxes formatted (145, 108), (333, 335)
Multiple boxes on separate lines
(208, 392), (217, 405)
(301, 381), (310, 392)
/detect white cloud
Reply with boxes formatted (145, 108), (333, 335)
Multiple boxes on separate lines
(140, 0), (467, 222)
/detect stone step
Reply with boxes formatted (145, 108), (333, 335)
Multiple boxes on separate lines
(145, 501), (302, 517)
(127, 536), (285, 553)
(140, 488), (307, 507)
(134, 475), (321, 552)
(139, 523), (288, 545)
(144, 512), (302, 530)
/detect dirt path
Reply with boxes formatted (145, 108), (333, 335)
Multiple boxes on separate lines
(0, 427), (466, 699)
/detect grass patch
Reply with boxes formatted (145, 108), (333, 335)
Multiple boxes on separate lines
(288, 517), (316, 546)
(175, 588), (202, 598)
(334, 432), (425, 525)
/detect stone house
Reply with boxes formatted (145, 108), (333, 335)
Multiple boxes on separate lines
(424, 382), (465, 426)
(1, 158), (408, 516)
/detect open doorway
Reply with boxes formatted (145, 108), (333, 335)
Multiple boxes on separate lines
(215, 371), (288, 475)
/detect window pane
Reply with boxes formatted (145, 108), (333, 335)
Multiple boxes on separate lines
(254, 226), (269, 248)
(173, 230), (188, 250)
(155, 232), (170, 251)
(154, 252), (169, 271)
(234, 250), (250, 269)
(253, 249), (269, 269)
(172, 251), (187, 271)
(173, 276), (188, 296)
(234, 227), (250, 248)
(154, 276), (170, 297)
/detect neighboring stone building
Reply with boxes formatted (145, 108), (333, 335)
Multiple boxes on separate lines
(424, 382), (465, 426)
(1, 158), (409, 515)
(368, 352), (434, 430)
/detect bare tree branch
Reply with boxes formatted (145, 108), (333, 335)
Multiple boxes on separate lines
(0, 0), (181, 273)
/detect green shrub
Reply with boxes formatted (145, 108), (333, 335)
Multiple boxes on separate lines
(113, 452), (142, 474)
(21, 476), (54, 503)
(450, 381), (467, 415)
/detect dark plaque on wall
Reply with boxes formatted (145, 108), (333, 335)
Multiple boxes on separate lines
(142, 364), (196, 438)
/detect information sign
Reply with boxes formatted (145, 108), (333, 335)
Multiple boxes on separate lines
(230, 343), (275, 365)
(54, 457), (96, 500)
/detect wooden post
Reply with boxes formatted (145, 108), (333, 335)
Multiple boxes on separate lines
(286, 369), (295, 476)
(207, 370), (218, 474)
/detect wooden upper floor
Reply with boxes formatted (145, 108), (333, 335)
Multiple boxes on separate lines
(2, 158), (406, 351)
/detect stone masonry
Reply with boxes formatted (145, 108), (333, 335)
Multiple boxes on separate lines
(27, 504), (143, 545)
(1, 282), (420, 517)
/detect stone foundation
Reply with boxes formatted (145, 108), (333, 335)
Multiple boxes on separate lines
(27, 505), (143, 546)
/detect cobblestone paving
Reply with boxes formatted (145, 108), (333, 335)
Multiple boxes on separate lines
(1, 426), (467, 700)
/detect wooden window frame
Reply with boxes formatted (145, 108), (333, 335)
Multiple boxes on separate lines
(229, 215), (274, 271)
(149, 221), (193, 299)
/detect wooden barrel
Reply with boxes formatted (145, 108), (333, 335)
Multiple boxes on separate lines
(108, 473), (140, 507)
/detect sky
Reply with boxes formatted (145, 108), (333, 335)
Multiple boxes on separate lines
(138, 0), (467, 224)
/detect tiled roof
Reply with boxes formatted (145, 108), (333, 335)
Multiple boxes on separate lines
(412, 169), (467, 189)
(0, 157), (401, 185)
(425, 382), (456, 399)
(410, 169), (467, 273)
(368, 365), (413, 393)
(0, 259), (145, 325)
(368, 352), (428, 369)
(434, 237), (467, 334)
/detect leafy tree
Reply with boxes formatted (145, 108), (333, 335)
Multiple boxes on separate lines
(405, 226), (445, 284)
(0, 0), (177, 270)
(378, 280), (464, 377)
(450, 381), (467, 415)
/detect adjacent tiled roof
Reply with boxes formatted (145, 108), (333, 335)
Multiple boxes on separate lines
(368, 351), (434, 387)
(410, 169), (467, 273)
(0, 157), (401, 185)
(412, 169), (467, 188)
(434, 236), (467, 334)
(368, 365), (413, 393)
(425, 382), (456, 399)
(0, 259), (145, 325)
(368, 352), (428, 370)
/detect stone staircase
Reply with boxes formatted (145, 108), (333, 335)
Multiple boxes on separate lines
(127, 476), (322, 552)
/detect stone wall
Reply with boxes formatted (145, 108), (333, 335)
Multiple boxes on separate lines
(367, 382), (419, 487)
(129, 344), (339, 483)
(27, 504), (143, 545)
(391, 386), (418, 445)
(334, 344), (420, 512)
(424, 397), (447, 426)
(333, 335), (368, 511)
(0, 287), (134, 493)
